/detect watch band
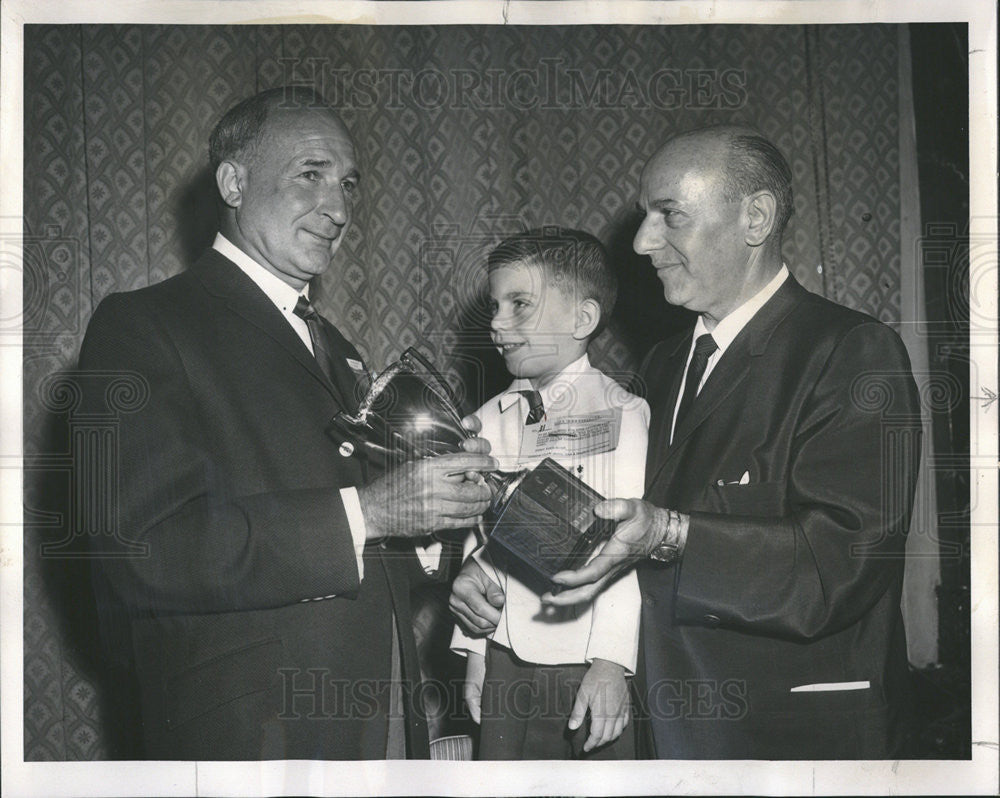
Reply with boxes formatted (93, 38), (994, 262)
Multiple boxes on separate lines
(649, 508), (687, 563)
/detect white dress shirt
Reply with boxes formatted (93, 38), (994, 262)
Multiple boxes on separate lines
(212, 233), (441, 582)
(451, 354), (650, 672)
(670, 265), (789, 444)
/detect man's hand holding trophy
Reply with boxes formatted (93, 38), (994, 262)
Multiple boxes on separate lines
(333, 348), (617, 591)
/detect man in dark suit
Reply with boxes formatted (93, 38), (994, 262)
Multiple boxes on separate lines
(78, 87), (495, 760)
(453, 126), (921, 759)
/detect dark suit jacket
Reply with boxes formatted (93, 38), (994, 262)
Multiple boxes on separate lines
(636, 275), (921, 759)
(78, 249), (434, 760)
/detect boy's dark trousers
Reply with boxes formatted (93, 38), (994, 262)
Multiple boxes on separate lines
(477, 642), (637, 760)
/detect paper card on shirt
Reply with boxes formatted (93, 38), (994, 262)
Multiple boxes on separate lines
(519, 408), (622, 459)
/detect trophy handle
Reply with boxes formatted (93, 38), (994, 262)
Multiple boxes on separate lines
(340, 356), (412, 426)
(328, 347), (471, 464)
(398, 347), (467, 431)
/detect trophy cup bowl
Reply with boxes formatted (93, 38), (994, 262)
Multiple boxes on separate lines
(328, 348), (615, 590)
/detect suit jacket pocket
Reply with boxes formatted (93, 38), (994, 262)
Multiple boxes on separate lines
(166, 637), (282, 730)
(703, 482), (784, 516)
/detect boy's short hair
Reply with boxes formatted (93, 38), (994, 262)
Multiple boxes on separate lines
(486, 227), (617, 333)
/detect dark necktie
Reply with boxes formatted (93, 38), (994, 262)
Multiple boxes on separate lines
(674, 333), (718, 431)
(520, 389), (545, 425)
(293, 295), (362, 405)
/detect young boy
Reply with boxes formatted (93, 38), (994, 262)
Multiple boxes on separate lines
(451, 228), (649, 759)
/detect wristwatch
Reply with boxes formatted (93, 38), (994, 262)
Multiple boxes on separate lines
(648, 508), (686, 563)
(649, 536), (682, 563)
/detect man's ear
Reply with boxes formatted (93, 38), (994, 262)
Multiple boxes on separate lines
(743, 190), (777, 247)
(215, 161), (245, 209)
(573, 297), (601, 341)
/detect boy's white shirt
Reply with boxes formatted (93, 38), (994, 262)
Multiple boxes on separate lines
(450, 353), (649, 673)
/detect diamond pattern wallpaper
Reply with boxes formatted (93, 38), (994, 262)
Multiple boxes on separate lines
(23, 23), (905, 759)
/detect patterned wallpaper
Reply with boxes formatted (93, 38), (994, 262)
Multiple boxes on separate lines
(22, 23), (903, 759)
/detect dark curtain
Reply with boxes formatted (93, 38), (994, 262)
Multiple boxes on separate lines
(23, 23), (926, 759)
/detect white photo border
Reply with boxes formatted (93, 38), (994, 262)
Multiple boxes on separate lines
(1, 1), (996, 796)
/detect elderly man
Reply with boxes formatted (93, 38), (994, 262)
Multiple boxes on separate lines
(79, 87), (495, 760)
(453, 126), (921, 759)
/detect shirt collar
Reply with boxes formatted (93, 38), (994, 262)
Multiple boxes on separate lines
(497, 352), (592, 413)
(696, 264), (788, 354)
(213, 233), (307, 313)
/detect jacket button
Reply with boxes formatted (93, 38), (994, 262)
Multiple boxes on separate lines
(704, 614), (721, 627)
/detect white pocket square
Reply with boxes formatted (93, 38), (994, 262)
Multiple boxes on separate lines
(717, 470), (751, 486)
(790, 680), (871, 693)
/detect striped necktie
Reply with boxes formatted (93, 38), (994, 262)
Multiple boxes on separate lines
(293, 295), (362, 406)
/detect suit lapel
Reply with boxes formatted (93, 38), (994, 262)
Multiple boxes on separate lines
(667, 337), (752, 451)
(645, 275), (806, 492)
(319, 315), (369, 414)
(190, 250), (354, 409)
(646, 334), (691, 464)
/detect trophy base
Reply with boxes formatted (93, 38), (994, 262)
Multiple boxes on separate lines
(485, 458), (615, 593)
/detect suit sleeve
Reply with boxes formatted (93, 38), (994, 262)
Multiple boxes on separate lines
(585, 396), (650, 672)
(673, 322), (921, 641)
(78, 293), (363, 615)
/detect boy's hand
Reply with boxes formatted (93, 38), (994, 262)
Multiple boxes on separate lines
(568, 658), (630, 753)
(449, 558), (505, 635)
(463, 651), (487, 724)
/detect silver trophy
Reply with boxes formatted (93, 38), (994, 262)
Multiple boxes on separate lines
(328, 348), (615, 590)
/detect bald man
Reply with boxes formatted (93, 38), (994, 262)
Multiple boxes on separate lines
(79, 87), (495, 759)
(454, 126), (921, 759)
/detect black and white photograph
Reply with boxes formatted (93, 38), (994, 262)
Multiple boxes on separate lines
(2, 1), (996, 795)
